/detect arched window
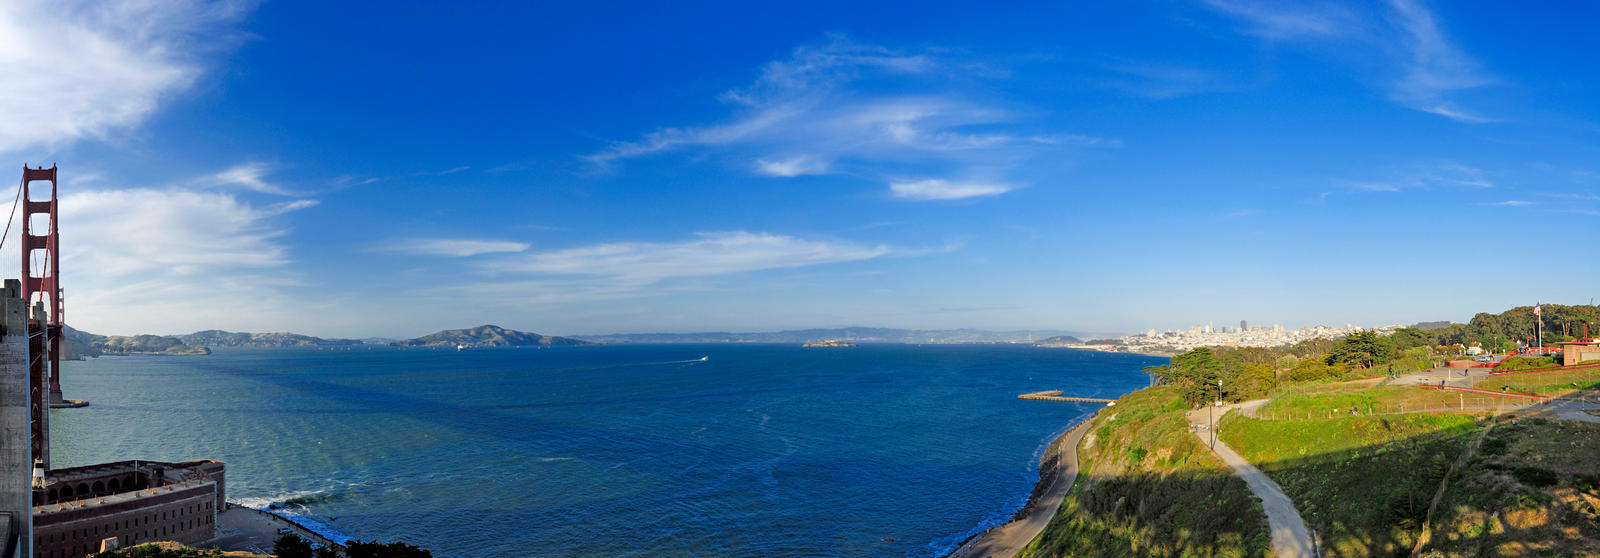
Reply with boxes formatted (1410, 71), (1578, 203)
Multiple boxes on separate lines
(91, 481), (105, 496)
(75, 483), (89, 499)
(108, 478), (120, 493)
(59, 485), (73, 501)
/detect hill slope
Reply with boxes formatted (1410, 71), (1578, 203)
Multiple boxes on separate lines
(179, 330), (364, 347)
(393, 325), (592, 347)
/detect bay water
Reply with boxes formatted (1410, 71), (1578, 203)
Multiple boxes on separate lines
(50, 344), (1160, 556)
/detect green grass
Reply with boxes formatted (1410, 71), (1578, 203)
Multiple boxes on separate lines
(1219, 413), (1485, 557)
(1478, 368), (1600, 396)
(1257, 384), (1486, 418)
(1021, 386), (1270, 557)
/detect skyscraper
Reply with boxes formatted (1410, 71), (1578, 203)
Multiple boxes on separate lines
(1240, 319), (1248, 331)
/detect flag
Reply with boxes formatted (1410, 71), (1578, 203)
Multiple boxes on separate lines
(1534, 304), (1541, 317)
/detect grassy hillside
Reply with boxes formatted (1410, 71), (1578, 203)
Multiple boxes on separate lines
(1220, 412), (1484, 556)
(1019, 386), (1270, 557)
(1216, 376), (1600, 557)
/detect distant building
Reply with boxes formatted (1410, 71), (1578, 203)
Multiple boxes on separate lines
(1240, 319), (1247, 331)
(1559, 339), (1600, 366)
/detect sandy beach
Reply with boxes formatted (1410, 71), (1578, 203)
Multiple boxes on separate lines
(945, 413), (1097, 558)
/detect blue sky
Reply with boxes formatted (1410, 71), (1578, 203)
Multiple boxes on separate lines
(3, 1), (1598, 338)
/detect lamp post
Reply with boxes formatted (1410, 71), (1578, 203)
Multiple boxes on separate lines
(1211, 379), (1222, 449)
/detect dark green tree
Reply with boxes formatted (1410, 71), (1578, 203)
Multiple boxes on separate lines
(274, 533), (313, 558)
(1325, 330), (1390, 369)
(1165, 347), (1225, 405)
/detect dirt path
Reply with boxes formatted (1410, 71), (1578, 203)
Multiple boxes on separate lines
(947, 417), (1094, 558)
(1188, 404), (1315, 558)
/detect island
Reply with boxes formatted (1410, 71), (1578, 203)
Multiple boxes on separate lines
(802, 339), (857, 347)
(391, 324), (593, 347)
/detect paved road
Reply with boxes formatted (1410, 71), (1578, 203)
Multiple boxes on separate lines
(1392, 366), (1487, 388)
(1545, 394), (1600, 424)
(948, 417), (1094, 558)
(1188, 403), (1316, 558)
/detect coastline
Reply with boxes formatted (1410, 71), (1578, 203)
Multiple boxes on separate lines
(944, 410), (1099, 558)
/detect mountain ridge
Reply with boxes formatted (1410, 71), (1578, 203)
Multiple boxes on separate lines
(391, 325), (592, 347)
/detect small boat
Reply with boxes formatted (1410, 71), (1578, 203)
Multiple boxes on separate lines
(456, 344), (469, 351)
(699, 356), (709, 361)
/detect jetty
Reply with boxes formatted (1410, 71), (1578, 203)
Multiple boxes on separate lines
(1018, 390), (1116, 405)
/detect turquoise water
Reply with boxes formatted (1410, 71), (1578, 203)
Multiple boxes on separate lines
(49, 344), (1161, 556)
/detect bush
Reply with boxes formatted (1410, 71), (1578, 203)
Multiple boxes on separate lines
(275, 533), (313, 558)
(1510, 466), (1559, 487)
(91, 544), (223, 557)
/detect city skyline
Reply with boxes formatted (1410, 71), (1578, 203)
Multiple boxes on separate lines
(2, 1), (1598, 338)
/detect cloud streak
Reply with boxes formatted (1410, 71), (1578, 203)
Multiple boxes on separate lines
(500, 232), (889, 284)
(408, 239), (530, 257)
(890, 179), (1012, 200)
(587, 35), (1111, 200)
(0, 0), (255, 153)
(57, 185), (316, 334)
(1202, 0), (1492, 123)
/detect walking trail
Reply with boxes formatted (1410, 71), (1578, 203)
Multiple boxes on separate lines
(1188, 402), (1315, 558)
(947, 417), (1094, 558)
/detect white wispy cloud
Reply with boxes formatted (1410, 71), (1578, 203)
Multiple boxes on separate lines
(438, 166), (471, 175)
(56, 186), (316, 334)
(0, 0), (255, 153)
(1202, 0), (1492, 123)
(1478, 200), (1532, 206)
(1201, 0), (1356, 39)
(408, 239), (530, 257)
(499, 232), (889, 284)
(754, 156), (831, 177)
(203, 162), (296, 195)
(1385, 0), (1492, 122)
(1346, 161), (1494, 193)
(586, 35), (1110, 200)
(889, 179), (1013, 200)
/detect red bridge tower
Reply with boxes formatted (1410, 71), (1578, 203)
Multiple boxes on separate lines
(20, 165), (85, 468)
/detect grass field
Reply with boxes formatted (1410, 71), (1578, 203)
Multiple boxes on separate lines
(1255, 382), (1514, 418)
(1219, 413), (1485, 556)
(1478, 368), (1600, 397)
(1020, 387), (1271, 558)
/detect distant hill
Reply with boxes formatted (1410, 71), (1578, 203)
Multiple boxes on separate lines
(1411, 321), (1454, 331)
(1033, 335), (1083, 346)
(574, 327), (1086, 344)
(179, 329), (365, 348)
(62, 327), (208, 356)
(393, 325), (592, 347)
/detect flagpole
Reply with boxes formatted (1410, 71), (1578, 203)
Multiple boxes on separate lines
(1535, 301), (1542, 350)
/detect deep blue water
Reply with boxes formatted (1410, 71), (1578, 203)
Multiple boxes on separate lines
(49, 344), (1160, 557)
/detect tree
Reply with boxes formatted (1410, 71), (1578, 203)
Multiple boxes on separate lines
(1325, 330), (1390, 369)
(274, 533), (313, 558)
(1165, 347), (1224, 406)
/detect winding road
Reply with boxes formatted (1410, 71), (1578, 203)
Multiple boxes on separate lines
(1188, 403), (1316, 558)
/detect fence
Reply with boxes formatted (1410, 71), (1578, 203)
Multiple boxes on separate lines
(1486, 361), (1600, 377)
(1250, 395), (1548, 421)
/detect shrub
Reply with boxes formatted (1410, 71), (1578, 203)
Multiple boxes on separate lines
(274, 534), (313, 558)
(1510, 466), (1559, 488)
